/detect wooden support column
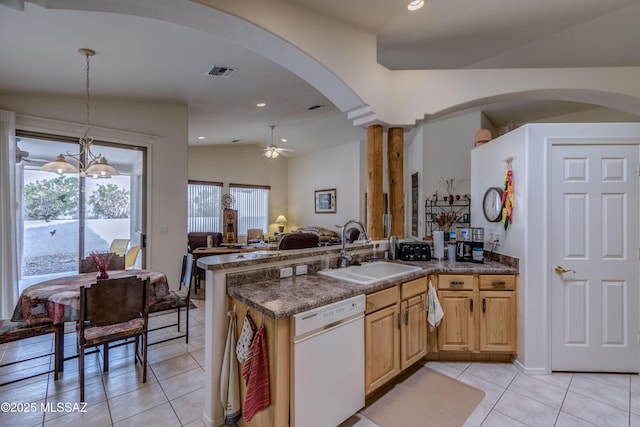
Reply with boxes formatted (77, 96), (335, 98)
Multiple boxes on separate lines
(387, 127), (404, 238)
(367, 124), (384, 240)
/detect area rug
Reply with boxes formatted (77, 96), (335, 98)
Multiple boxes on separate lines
(360, 366), (485, 427)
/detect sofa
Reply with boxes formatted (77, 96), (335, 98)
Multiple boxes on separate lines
(278, 232), (320, 250)
(294, 226), (340, 244)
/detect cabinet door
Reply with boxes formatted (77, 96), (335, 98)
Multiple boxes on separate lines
(437, 290), (475, 352)
(479, 290), (516, 352)
(365, 303), (400, 395)
(400, 293), (427, 370)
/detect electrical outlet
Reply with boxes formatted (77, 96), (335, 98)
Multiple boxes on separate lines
(295, 265), (308, 275)
(280, 267), (293, 278)
(494, 233), (502, 246)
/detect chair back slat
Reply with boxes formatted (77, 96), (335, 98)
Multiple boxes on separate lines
(81, 276), (148, 327)
(180, 253), (194, 294)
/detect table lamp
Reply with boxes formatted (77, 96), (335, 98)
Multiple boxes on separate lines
(275, 215), (287, 233)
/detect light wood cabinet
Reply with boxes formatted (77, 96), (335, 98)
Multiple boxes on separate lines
(479, 290), (516, 352)
(400, 277), (427, 370)
(365, 288), (400, 395)
(365, 277), (429, 395)
(436, 273), (517, 355)
(437, 290), (476, 352)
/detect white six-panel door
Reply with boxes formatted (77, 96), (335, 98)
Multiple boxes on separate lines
(551, 144), (640, 372)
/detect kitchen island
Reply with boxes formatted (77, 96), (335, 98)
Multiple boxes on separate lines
(197, 242), (518, 426)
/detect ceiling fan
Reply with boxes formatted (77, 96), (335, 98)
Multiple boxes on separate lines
(263, 125), (293, 159)
(16, 140), (49, 165)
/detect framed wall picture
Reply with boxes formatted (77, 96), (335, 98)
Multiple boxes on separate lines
(315, 188), (337, 213)
(411, 172), (419, 237)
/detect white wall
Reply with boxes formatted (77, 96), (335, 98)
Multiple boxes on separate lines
(423, 111), (481, 202)
(471, 122), (640, 374)
(288, 141), (362, 231)
(0, 94), (188, 288)
(188, 144), (288, 236)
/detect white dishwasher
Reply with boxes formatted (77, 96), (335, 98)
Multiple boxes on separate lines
(291, 294), (366, 427)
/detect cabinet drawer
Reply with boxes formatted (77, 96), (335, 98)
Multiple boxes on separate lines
(366, 286), (399, 314)
(401, 277), (427, 299)
(438, 274), (474, 290)
(479, 275), (516, 290)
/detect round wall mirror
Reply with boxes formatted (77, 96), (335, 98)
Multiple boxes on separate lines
(482, 187), (504, 222)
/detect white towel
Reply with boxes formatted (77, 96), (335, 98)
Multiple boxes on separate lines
(220, 305), (242, 425)
(427, 280), (444, 331)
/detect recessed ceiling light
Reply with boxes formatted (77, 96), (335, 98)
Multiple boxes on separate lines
(197, 136), (205, 140)
(281, 138), (287, 143)
(257, 102), (266, 107)
(408, 0), (424, 11)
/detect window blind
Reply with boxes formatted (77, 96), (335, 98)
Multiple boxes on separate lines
(188, 180), (222, 232)
(229, 184), (270, 234)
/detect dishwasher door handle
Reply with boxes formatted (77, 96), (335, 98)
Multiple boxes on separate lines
(293, 312), (364, 343)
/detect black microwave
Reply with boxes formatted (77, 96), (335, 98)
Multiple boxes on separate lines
(397, 242), (431, 261)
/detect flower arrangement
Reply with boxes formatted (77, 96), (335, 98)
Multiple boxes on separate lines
(434, 211), (462, 233)
(90, 252), (114, 279)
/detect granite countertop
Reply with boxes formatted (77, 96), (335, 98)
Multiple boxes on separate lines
(227, 260), (518, 319)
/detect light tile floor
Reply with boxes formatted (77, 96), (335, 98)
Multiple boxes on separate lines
(3, 305), (640, 427)
(0, 303), (207, 427)
(347, 360), (640, 427)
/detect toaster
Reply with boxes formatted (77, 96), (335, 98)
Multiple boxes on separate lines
(397, 242), (431, 261)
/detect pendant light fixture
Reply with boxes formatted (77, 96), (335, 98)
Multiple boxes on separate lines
(42, 48), (118, 178)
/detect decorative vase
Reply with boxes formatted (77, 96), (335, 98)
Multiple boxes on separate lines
(97, 265), (109, 279)
(448, 194), (454, 205)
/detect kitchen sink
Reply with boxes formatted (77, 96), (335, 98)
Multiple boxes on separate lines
(318, 261), (422, 285)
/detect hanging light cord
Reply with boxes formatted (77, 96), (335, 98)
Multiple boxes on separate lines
(84, 51), (91, 140)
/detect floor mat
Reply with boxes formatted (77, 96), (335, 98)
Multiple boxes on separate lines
(360, 366), (485, 427)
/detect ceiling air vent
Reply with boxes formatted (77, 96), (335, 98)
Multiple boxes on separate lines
(207, 66), (237, 78)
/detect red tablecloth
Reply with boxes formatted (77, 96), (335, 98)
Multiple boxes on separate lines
(11, 269), (169, 325)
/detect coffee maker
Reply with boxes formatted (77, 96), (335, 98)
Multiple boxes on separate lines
(455, 227), (472, 262)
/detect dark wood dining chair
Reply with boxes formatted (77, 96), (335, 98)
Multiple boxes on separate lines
(0, 320), (63, 387)
(148, 253), (194, 346)
(77, 275), (149, 402)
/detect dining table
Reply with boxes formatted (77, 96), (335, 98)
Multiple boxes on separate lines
(11, 269), (169, 326)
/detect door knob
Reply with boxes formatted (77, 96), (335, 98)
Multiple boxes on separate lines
(555, 265), (576, 274)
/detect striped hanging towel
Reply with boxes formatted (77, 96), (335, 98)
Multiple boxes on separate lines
(242, 323), (270, 422)
(220, 306), (241, 425)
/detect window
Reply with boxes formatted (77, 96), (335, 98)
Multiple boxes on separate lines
(188, 180), (222, 232)
(229, 183), (270, 234)
(16, 132), (146, 288)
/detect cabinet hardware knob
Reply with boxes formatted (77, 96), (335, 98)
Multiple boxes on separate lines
(469, 298), (474, 312)
(482, 298), (486, 313)
(491, 281), (506, 286)
(450, 281), (464, 285)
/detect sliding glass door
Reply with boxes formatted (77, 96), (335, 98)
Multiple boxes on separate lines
(15, 134), (146, 290)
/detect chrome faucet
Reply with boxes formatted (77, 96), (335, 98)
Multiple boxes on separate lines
(339, 220), (369, 268)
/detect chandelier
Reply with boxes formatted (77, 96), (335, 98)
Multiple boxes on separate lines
(42, 49), (118, 178)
